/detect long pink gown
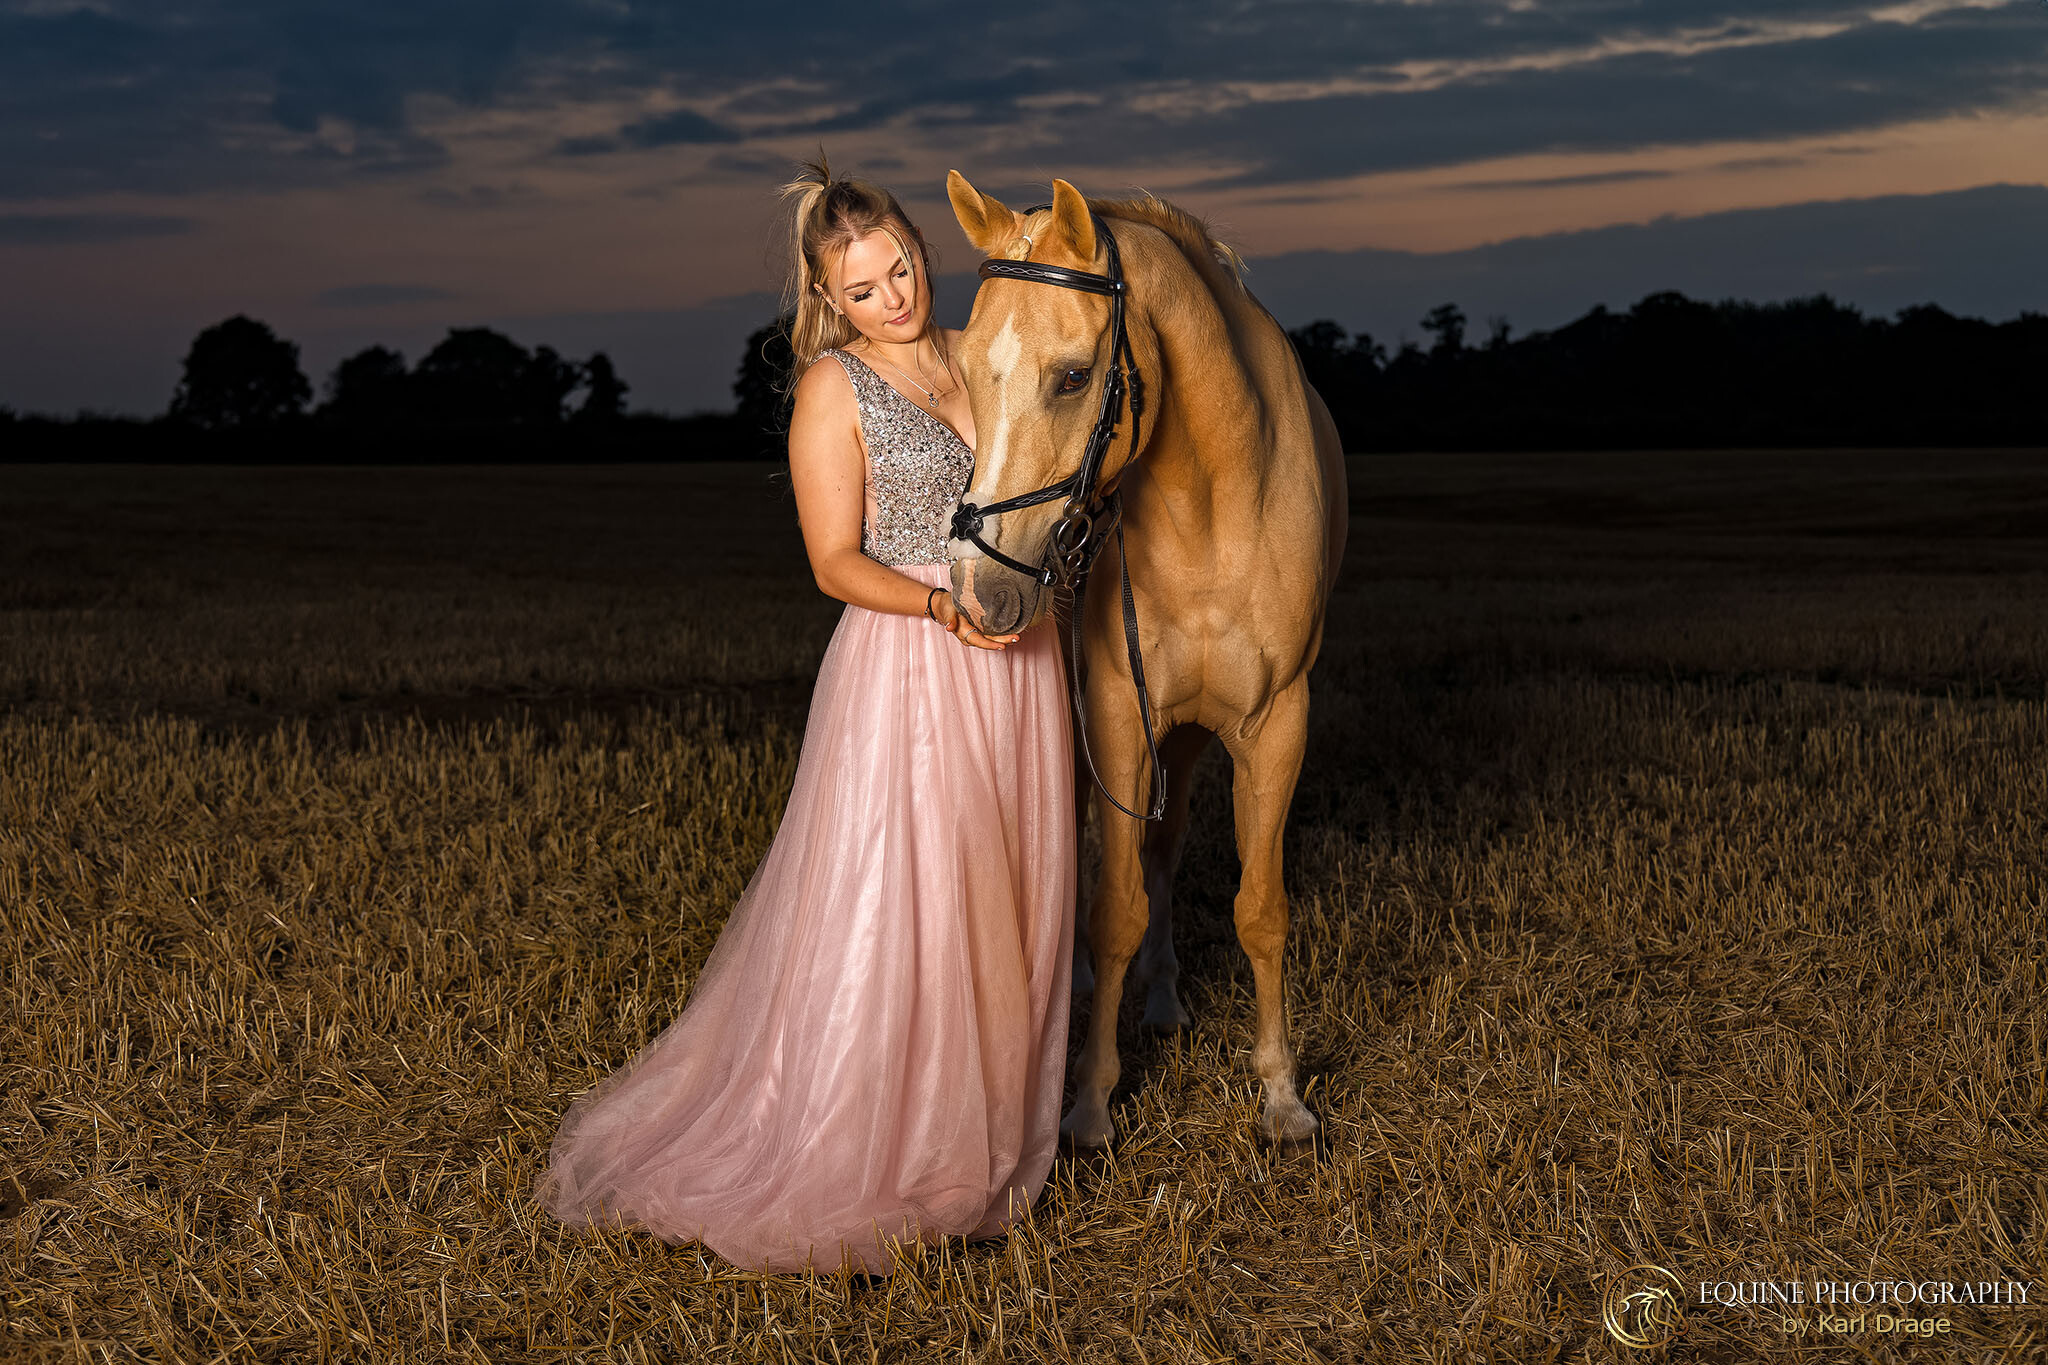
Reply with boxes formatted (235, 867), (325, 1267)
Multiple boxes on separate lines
(534, 347), (1076, 1275)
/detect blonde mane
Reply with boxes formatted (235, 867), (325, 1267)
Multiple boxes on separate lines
(1086, 192), (1249, 297)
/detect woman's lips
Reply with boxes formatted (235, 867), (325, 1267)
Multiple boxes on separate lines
(888, 309), (911, 325)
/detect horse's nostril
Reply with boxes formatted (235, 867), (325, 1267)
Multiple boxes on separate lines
(987, 581), (1021, 635)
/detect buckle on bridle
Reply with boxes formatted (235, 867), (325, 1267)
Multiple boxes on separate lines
(1048, 506), (1094, 587)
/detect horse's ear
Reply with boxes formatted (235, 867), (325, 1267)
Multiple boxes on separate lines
(948, 170), (1024, 254)
(1047, 178), (1096, 265)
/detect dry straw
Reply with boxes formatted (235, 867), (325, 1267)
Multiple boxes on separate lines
(4, 453), (2046, 1361)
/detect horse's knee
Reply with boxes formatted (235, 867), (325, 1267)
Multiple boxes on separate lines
(1232, 896), (1288, 964)
(1091, 905), (1147, 973)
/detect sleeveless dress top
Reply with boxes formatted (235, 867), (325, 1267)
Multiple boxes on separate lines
(533, 337), (1076, 1276)
(819, 346), (976, 566)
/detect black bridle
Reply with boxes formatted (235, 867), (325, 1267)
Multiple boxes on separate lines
(947, 208), (1166, 821)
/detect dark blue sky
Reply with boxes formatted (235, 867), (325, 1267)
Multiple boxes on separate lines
(3, 0), (2044, 415)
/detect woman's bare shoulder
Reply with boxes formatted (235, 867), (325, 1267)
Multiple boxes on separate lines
(792, 350), (856, 416)
(788, 351), (863, 467)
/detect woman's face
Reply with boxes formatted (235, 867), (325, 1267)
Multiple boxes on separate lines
(820, 227), (929, 344)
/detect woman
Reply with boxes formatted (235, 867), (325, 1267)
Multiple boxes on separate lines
(533, 158), (1077, 1276)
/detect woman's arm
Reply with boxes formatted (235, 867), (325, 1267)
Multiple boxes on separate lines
(787, 359), (1015, 650)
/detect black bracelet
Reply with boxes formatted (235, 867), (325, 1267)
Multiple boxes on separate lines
(925, 586), (944, 621)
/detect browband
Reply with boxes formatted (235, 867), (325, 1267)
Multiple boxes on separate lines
(977, 259), (1125, 296)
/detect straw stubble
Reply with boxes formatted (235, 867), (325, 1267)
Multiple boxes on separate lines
(3, 453), (2045, 1362)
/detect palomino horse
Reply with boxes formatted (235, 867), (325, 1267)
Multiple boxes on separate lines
(943, 172), (1347, 1147)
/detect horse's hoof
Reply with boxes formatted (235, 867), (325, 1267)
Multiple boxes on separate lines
(1261, 1099), (1318, 1147)
(1140, 980), (1190, 1033)
(1060, 1103), (1113, 1149)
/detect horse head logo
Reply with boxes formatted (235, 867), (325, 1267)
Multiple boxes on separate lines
(1602, 1264), (1685, 1348)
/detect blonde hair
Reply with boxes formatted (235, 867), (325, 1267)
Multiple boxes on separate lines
(773, 152), (949, 405)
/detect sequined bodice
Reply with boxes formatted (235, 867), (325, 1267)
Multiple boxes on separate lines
(821, 348), (975, 567)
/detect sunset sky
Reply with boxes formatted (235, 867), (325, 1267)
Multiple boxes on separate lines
(3, 0), (2044, 417)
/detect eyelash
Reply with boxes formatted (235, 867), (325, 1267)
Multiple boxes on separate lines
(852, 265), (910, 303)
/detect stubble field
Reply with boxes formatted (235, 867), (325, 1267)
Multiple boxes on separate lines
(3, 451), (2046, 1363)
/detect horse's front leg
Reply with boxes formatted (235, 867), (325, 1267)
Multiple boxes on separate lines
(1219, 677), (1317, 1145)
(1061, 775), (1144, 1148)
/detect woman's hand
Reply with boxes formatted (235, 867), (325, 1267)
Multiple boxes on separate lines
(932, 590), (1020, 650)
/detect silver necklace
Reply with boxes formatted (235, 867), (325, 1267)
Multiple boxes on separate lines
(862, 340), (952, 408)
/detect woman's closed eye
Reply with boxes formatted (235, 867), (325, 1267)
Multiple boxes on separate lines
(852, 266), (911, 303)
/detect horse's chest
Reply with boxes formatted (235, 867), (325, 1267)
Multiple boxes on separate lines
(1108, 609), (1275, 726)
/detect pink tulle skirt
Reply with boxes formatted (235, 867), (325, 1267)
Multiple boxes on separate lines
(534, 562), (1076, 1274)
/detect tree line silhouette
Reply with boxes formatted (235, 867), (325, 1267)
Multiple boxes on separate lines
(1287, 293), (2047, 450)
(3, 292), (2041, 461)
(2, 315), (780, 463)
(146, 316), (641, 432)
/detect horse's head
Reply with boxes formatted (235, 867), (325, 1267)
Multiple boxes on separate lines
(944, 171), (1147, 637)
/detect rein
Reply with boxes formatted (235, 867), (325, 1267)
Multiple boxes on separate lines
(947, 208), (1166, 822)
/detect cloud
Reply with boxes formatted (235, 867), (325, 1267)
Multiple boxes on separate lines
(554, 134), (623, 157)
(416, 182), (538, 208)
(314, 283), (459, 307)
(0, 211), (194, 245)
(619, 107), (742, 148)
(8, 1), (2046, 201)
(1158, 9), (2048, 189)
(1714, 155), (1809, 171)
(0, 5), (464, 198)
(1452, 169), (1675, 192)
(553, 107), (743, 156)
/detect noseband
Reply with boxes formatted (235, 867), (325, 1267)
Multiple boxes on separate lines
(948, 208), (1165, 821)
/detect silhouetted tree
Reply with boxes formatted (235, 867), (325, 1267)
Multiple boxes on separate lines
(322, 345), (412, 426)
(1349, 331), (1389, 370)
(1286, 289), (2048, 450)
(167, 315), (311, 429)
(1420, 303), (1466, 359)
(521, 345), (581, 425)
(1286, 319), (1392, 445)
(576, 352), (629, 423)
(1286, 319), (1350, 399)
(1384, 339), (1428, 379)
(735, 312), (796, 432)
(413, 328), (535, 426)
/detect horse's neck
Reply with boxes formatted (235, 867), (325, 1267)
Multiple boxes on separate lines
(1130, 249), (1268, 510)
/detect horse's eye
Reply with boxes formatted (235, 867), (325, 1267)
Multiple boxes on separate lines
(1058, 367), (1092, 394)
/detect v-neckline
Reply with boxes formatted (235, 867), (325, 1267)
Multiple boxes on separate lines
(839, 348), (972, 452)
